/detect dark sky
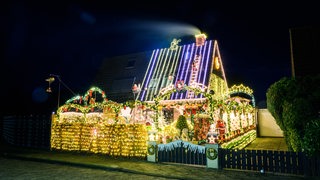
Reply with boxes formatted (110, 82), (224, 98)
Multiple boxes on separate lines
(2, 1), (319, 114)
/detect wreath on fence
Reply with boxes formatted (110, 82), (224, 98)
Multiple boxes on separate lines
(148, 144), (156, 155)
(206, 148), (218, 160)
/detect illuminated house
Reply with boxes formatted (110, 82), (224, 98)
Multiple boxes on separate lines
(92, 34), (233, 125)
(137, 34), (229, 103)
(53, 34), (257, 151)
(93, 34), (229, 104)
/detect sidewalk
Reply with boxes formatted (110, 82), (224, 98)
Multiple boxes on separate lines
(0, 139), (302, 180)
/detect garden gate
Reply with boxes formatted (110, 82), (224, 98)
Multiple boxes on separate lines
(157, 140), (207, 166)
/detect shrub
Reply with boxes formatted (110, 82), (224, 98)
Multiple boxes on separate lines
(266, 75), (320, 156)
(176, 115), (188, 133)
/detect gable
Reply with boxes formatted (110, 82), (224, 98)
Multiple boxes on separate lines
(137, 35), (229, 102)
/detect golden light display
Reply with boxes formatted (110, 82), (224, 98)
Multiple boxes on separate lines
(51, 123), (148, 158)
(51, 83), (256, 158)
(50, 34), (259, 158)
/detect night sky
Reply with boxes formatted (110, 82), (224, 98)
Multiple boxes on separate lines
(2, 1), (319, 115)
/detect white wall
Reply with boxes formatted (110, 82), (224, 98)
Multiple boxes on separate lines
(257, 109), (283, 137)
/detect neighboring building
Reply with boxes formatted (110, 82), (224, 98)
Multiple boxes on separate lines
(289, 26), (320, 77)
(92, 34), (230, 104)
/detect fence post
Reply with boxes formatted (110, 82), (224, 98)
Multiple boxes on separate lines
(147, 141), (157, 162)
(206, 143), (219, 169)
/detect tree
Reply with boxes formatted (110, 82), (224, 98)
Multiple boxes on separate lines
(176, 115), (188, 136)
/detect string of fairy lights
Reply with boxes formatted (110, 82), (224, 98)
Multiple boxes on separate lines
(51, 86), (148, 158)
(50, 83), (256, 158)
(48, 34), (258, 159)
(51, 123), (148, 157)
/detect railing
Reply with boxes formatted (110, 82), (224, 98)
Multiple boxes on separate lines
(219, 148), (320, 176)
(2, 115), (51, 149)
(156, 141), (320, 177)
(157, 140), (206, 166)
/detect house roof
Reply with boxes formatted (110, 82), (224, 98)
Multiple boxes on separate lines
(137, 38), (228, 102)
(92, 36), (229, 103)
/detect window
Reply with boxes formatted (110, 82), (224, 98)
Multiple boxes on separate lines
(125, 60), (136, 69)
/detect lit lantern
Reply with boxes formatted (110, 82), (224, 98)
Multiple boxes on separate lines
(195, 33), (207, 46)
(214, 56), (220, 70)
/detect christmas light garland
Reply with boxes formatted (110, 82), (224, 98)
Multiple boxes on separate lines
(51, 84), (257, 159)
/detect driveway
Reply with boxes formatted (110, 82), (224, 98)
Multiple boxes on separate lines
(245, 137), (288, 151)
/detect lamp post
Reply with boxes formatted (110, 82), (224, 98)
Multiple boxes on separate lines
(45, 74), (76, 110)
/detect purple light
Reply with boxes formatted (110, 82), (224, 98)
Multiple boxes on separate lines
(200, 41), (212, 98)
(173, 44), (189, 99)
(195, 42), (205, 98)
(181, 43), (195, 99)
(170, 45), (188, 100)
(141, 49), (159, 101)
(202, 40), (213, 92)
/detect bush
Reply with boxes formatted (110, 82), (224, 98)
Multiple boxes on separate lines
(266, 75), (320, 155)
(302, 118), (320, 157)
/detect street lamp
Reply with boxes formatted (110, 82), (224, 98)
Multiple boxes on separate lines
(45, 77), (55, 93)
(45, 74), (76, 109)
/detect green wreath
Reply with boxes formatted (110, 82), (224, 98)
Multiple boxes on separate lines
(206, 147), (218, 160)
(148, 144), (156, 155)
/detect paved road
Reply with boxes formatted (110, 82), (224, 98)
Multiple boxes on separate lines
(0, 157), (173, 180)
(1, 138), (310, 180)
(0, 156), (308, 180)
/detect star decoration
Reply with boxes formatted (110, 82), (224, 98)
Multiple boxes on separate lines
(208, 135), (216, 144)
